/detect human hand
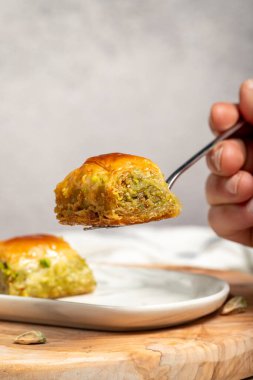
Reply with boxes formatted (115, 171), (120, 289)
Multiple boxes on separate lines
(206, 79), (253, 246)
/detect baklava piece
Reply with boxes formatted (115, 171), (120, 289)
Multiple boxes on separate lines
(0, 234), (96, 298)
(55, 153), (181, 227)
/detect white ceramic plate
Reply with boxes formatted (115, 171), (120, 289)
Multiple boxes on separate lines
(0, 265), (229, 331)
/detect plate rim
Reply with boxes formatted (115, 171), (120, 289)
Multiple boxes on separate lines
(0, 265), (230, 312)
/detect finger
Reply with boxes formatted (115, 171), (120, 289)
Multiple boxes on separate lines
(206, 171), (253, 205)
(212, 226), (253, 247)
(239, 79), (253, 124)
(243, 140), (253, 173)
(206, 139), (246, 175)
(209, 103), (239, 134)
(208, 199), (253, 246)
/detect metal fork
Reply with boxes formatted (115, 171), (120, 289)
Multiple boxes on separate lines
(166, 120), (244, 189)
(84, 120), (245, 230)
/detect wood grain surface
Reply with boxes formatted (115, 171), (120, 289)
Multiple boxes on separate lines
(0, 266), (253, 380)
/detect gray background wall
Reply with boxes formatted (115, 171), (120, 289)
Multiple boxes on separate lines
(0, 1), (252, 238)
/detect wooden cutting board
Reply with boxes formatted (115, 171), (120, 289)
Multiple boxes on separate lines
(0, 266), (253, 380)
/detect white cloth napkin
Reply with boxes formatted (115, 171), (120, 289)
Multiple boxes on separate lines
(56, 225), (253, 272)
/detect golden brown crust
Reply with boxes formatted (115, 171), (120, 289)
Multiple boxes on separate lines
(55, 153), (181, 227)
(0, 235), (70, 262)
(85, 153), (160, 173)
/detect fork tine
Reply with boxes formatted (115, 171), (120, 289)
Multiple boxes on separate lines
(83, 225), (121, 231)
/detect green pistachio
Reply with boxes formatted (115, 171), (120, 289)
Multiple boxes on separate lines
(221, 296), (248, 315)
(14, 330), (47, 345)
(39, 258), (51, 268)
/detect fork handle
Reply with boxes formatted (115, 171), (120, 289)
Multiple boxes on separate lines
(166, 120), (245, 189)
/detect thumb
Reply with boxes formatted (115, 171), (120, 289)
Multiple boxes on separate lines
(239, 79), (253, 124)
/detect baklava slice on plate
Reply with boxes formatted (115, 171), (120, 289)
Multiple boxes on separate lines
(0, 234), (96, 298)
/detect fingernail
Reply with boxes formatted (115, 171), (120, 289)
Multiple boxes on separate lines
(211, 145), (223, 172)
(245, 79), (253, 90)
(225, 174), (241, 195)
(246, 197), (253, 213)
